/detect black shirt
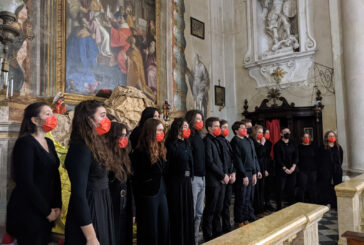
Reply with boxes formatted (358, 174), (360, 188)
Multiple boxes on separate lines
(166, 139), (194, 179)
(298, 143), (318, 172)
(274, 139), (299, 171)
(190, 132), (205, 177)
(216, 136), (235, 175)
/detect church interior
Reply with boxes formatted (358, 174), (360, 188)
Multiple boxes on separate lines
(0, 0), (364, 244)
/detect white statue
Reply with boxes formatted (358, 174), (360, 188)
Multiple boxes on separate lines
(187, 54), (210, 117)
(260, 0), (299, 52)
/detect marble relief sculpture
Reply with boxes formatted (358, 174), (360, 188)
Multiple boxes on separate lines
(260, 0), (299, 52)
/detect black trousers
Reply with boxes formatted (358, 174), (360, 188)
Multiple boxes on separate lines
(297, 171), (317, 203)
(276, 172), (296, 210)
(136, 181), (170, 245)
(254, 175), (266, 214)
(16, 224), (51, 245)
(202, 183), (226, 241)
(234, 173), (254, 224)
(221, 183), (232, 233)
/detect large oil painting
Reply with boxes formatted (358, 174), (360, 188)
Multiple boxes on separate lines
(64, 0), (157, 101)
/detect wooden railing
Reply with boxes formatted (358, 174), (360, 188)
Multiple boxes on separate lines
(204, 203), (329, 245)
(335, 174), (364, 245)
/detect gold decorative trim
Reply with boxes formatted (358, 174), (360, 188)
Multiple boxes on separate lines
(55, 0), (161, 105)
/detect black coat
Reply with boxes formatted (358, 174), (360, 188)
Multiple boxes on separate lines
(6, 135), (62, 238)
(131, 146), (167, 196)
(216, 136), (235, 175)
(318, 145), (343, 185)
(204, 134), (226, 187)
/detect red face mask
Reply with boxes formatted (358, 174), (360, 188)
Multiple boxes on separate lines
(194, 121), (204, 131)
(257, 133), (263, 140)
(221, 128), (229, 137)
(328, 136), (336, 143)
(264, 133), (270, 140)
(118, 137), (128, 149)
(96, 117), (111, 135)
(239, 128), (247, 137)
(303, 137), (310, 144)
(213, 127), (221, 137)
(156, 131), (165, 142)
(182, 128), (191, 139)
(41, 116), (58, 132)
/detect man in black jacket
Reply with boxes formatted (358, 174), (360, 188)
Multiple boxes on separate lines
(216, 120), (236, 234)
(202, 117), (229, 241)
(274, 127), (298, 210)
(230, 121), (257, 227)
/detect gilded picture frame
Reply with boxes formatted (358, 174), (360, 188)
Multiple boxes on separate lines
(53, 0), (161, 105)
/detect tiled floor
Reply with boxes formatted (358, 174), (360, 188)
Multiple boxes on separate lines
(318, 208), (339, 245)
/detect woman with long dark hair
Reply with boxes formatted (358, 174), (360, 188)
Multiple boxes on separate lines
(317, 130), (343, 208)
(129, 107), (160, 149)
(65, 100), (121, 245)
(164, 118), (195, 245)
(6, 102), (61, 244)
(105, 122), (133, 245)
(131, 118), (170, 245)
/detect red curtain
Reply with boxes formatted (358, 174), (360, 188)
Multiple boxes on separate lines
(266, 119), (281, 158)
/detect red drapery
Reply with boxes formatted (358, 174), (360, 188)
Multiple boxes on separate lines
(266, 119), (281, 158)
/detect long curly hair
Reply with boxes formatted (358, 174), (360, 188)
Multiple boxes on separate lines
(165, 117), (187, 145)
(104, 122), (132, 182)
(70, 100), (115, 171)
(137, 118), (167, 164)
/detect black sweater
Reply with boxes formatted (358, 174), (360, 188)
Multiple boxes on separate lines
(7, 135), (61, 236)
(230, 136), (257, 178)
(190, 132), (206, 177)
(298, 143), (318, 172)
(166, 140), (194, 179)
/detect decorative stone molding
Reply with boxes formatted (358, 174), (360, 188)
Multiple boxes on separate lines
(244, 0), (316, 88)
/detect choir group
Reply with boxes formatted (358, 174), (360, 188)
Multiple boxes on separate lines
(4, 100), (343, 245)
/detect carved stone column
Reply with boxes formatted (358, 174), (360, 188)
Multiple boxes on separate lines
(172, 0), (187, 113)
(341, 0), (364, 171)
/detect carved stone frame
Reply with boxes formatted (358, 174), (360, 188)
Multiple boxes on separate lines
(54, 0), (161, 104)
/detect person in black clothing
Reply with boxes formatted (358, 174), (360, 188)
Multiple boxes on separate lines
(202, 117), (229, 241)
(317, 131), (343, 208)
(130, 118), (170, 245)
(6, 102), (61, 245)
(216, 120), (236, 234)
(185, 110), (205, 242)
(65, 100), (119, 245)
(263, 129), (275, 211)
(105, 122), (134, 245)
(297, 133), (318, 204)
(165, 118), (195, 245)
(274, 127), (298, 210)
(230, 121), (257, 227)
(252, 125), (269, 217)
(129, 107), (160, 149)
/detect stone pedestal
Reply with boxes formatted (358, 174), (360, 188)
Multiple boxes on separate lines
(335, 174), (364, 245)
(0, 105), (20, 225)
(341, 0), (364, 172)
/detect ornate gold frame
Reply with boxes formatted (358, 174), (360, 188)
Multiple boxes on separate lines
(54, 0), (161, 105)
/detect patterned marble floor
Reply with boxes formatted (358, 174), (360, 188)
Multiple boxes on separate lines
(318, 208), (339, 245)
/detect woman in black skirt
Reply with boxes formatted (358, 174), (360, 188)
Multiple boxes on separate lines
(131, 118), (170, 245)
(105, 122), (133, 245)
(317, 130), (343, 208)
(65, 100), (122, 245)
(165, 118), (195, 245)
(6, 102), (61, 245)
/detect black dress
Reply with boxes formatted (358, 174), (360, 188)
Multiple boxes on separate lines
(165, 140), (195, 245)
(6, 135), (62, 245)
(131, 146), (170, 245)
(64, 140), (115, 245)
(109, 176), (134, 245)
(317, 145), (343, 207)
